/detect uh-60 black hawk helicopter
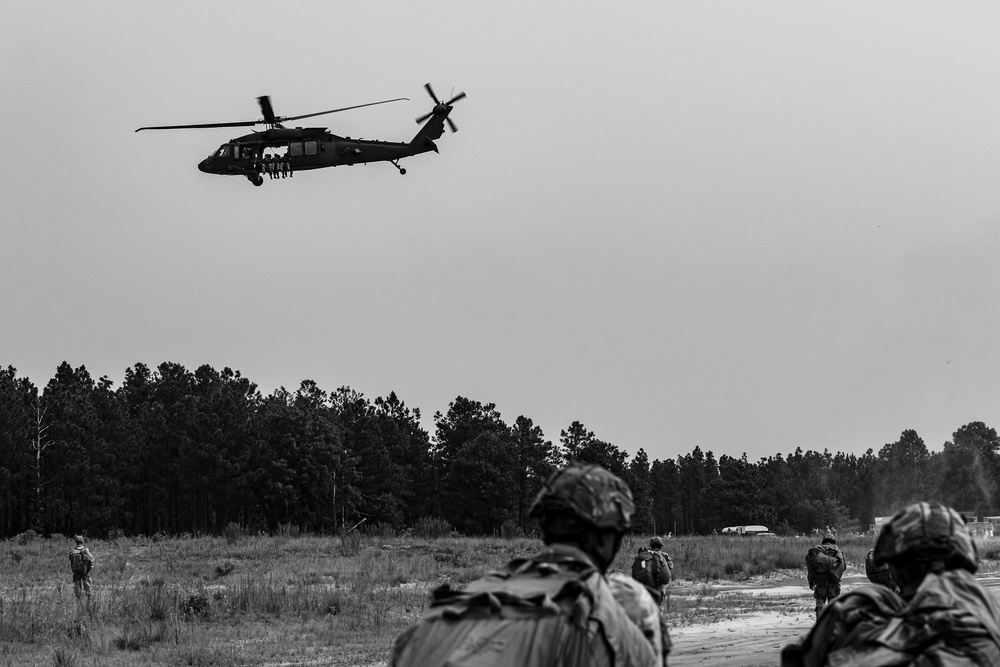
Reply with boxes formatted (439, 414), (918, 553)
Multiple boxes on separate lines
(135, 83), (465, 186)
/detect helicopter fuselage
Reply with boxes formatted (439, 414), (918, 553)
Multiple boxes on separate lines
(197, 126), (439, 177)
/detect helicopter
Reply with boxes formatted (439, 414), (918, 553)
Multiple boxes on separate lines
(135, 83), (466, 186)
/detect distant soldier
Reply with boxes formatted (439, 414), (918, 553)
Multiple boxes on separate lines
(69, 535), (95, 600)
(805, 533), (845, 618)
(633, 536), (673, 610)
(390, 463), (668, 666)
(783, 501), (1000, 666)
(864, 548), (898, 593)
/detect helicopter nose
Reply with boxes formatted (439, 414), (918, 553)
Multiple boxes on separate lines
(198, 157), (213, 173)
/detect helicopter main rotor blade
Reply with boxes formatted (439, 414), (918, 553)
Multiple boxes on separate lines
(280, 97), (409, 123)
(258, 96), (277, 125)
(135, 120), (260, 132)
(447, 91), (467, 105)
(137, 96), (408, 132)
(446, 117), (458, 133)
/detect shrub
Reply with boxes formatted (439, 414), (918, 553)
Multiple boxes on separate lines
(107, 528), (126, 542)
(181, 593), (210, 619)
(52, 648), (79, 667)
(413, 516), (451, 539)
(368, 522), (397, 539)
(500, 520), (523, 540)
(979, 539), (1000, 561)
(215, 560), (236, 578)
(224, 522), (247, 544)
(15, 530), (39, 546)
(114, 623), (166, 651)
(277, 523), (300, 538)
(339, 530), (363, 556)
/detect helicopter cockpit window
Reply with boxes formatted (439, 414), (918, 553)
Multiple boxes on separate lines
(216, 145), (229, 158)
(290, 142), (303, 157)
(242, 146), (252, 159)
(304, 141), (318, 155)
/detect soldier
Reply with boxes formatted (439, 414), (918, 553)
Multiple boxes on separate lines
(805, 533), (845, 618)
(864, 548), (898, 593)
(648, 536), (674, 600)
(390, 463), (669, 666)
(69, 535), (95, 600)
(633, 536), (673, 611)
(782, 501), (1000, 666)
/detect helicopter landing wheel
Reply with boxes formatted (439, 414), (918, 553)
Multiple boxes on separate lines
(248, 173), (263, 187)
(391, 159), (406, 175)
(399, 168), (406, 175)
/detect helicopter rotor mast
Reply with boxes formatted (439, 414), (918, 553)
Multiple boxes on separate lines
(135, 96), (409, 132)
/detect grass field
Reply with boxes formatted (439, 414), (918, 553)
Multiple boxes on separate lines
(4, 531), (999, 666)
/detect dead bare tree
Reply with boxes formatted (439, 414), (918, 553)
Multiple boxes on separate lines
(29, 399), (54, 531)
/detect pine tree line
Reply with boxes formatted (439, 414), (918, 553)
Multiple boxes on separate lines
(1, 362), (997, 539)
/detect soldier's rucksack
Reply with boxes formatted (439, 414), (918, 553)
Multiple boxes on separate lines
(390, 554), (606, 667)
(632, 547), (671, 588)
(69, 548), (89, 576)
(807, 545), (841, 577)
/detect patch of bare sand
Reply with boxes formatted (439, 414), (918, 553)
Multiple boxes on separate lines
(667, 573), (840, 666)
(670, 609), (813, 666)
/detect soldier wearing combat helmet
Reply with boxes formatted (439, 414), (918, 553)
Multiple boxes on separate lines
(782, 501), (1000, 666)
(391, 463), (669, 666)
(68, 535), (95, 601)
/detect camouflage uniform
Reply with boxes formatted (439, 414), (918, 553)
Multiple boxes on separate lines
(390, 463), (668, 667)
(782, 501), (1000, 666)
(609, 572), (672, 662)
(647, 537), (673, 611)
(807, 534), (844, 617)
(69, 535), (95, 600)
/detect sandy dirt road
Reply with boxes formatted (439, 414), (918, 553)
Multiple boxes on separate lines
(668, 572), (1000, 666)
(667, 574), (817, 667)
(670, 610), (812, 666)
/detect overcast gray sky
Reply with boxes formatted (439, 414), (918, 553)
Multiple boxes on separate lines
(3, 2), (999, 464)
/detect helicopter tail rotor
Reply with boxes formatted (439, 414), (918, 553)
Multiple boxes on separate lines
(415, 83), (466, 132)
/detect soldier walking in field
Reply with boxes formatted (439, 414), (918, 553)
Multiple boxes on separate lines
(805, 533), (845, 618)
(633, 536), (674, 611)
(69, 535), (95, 600)
(390, 463), (670, 666)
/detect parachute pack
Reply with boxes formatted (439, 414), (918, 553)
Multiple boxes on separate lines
(69, 548), (90, 576)
(390, 554), (604, 667)
(632, 547), (671, 589)
(807, 545), (842, 576)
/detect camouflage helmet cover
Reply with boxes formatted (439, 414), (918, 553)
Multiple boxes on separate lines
(73, 535), (85, 544)
(530, 463), (634, 532)
(821, 533), (836, 545)
(873, 501), (978, 573)
(650, 536), (664, 548)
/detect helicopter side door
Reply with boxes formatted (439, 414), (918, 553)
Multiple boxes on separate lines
(288, 140), (322, 169)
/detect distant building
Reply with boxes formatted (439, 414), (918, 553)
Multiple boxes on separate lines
(721, 524), (771, 536)
(869, 516), (892, 534)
